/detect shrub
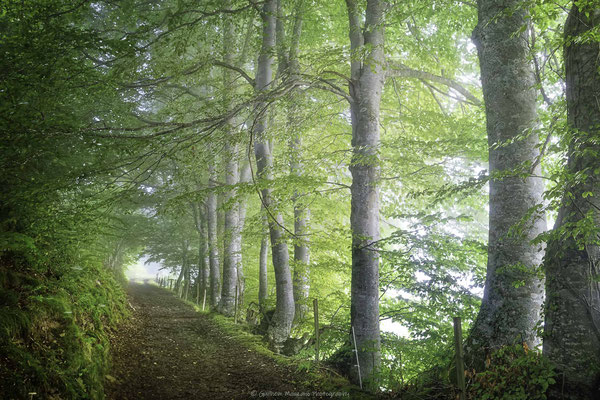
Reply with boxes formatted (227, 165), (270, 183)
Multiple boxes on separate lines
(467, 344), (556, 400)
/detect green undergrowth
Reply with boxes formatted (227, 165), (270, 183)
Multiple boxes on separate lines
(466, 344), (555, 400)
(398, 343), (556, 400)
(176, 293), (374, 399)
(0, 246), (128, 400)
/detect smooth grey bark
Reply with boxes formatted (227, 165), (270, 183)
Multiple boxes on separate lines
(175, 259), (184, 294)
(345, 0), (384, 390)
(183, 246), (190, 300)
(259, 206), (269, 309)
(236, 161), (252, 308)
(218, 11), (254, 316)
(198, 215), (205, 301)
(218, 192), (225, 266)
(177, 241), (189, 298)
(196, 233), (203, 303)
(196, 266), (200, 303)
(292, 186), (310, 323)
(289, 0), (311, 324)
(253, 0), (295, 348)
(275, 0), (311, 325)
(207, 158), (221, 308)
(467, 0), (547, 362)
(191, 201), (210, 304)
(543, 6), (600, 399)
(275, 0), (289, 76)
(201, 211), (210, 300)
(219, 4), (241, 317)
(237, 161), (251, 225)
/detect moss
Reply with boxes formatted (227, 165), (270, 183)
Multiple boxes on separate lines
(0, 256), (128, 399)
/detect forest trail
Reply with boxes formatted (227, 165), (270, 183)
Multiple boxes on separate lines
(106, 283), (351, 400)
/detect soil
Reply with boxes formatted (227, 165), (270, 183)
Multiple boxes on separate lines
(105, 283), (351, 400)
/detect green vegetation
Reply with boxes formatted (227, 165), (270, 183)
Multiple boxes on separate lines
(1, 1), (142, 397)
(208, 312), (362, 395)
(467, 345), (556, 400)
(0, 260), (127, 399)
(0, 189), (132, 398)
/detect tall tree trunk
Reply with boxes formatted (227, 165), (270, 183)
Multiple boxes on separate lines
(253, 0), (295, 348)
(179, 241), (189, 299)
(218, 11), (254, 316)
(466, 0), (546, 364)
(259, 206), (269, 309)
(345, 0), (384, 390)
(196, 254), (201, 304)
(543, 5), (600, 399)
(105, 239), (125, 274)
(175, 262), (184, 294)
(287, 0), (311, 325)
(192, 200), (210, 303)
(201, 211), (210, 303)
(219, 2), (241, 317)
(207, 160), (221, 308)
(237, 161), (252, 309)
(275, 0), (311, 325)
(183, 254), (190, 300)
(292, 181), (310, 324)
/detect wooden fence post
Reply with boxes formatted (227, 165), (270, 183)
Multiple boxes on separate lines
(453, 316), (466, 400)
(313, 298), (320, 362)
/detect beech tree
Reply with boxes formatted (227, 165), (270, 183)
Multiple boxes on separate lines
(543, 3), (600, 399)
(258, 208), (270, 309)
(344, 0), (386, 388)
(219, 1), (243, 317)
(466, 0), (547, 361)
(207, 152), (222, 308)
(253, 0), (296, 347)
(276, 0), (312, 324)
(343, 0), (483, 387)
(191, 200), (210, 304)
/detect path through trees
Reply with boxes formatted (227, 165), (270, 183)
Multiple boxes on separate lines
(106, 283), (360, 400)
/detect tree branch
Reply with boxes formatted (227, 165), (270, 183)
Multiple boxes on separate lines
(387, 62), (482, 106)
(212, 60), (255, 86)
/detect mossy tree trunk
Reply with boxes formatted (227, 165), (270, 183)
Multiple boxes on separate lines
(543, 5), (600, 399)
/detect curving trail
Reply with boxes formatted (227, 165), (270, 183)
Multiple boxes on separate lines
(105, 283), (344, 400)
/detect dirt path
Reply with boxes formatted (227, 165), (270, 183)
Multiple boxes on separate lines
(106, 283), (351, 400)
